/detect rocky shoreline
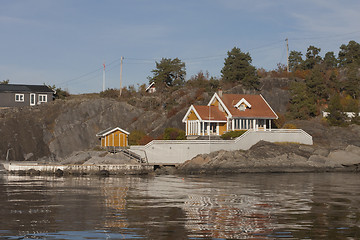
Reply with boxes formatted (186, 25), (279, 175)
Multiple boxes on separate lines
(173, 122), (358, 175)
(1, 121), (359, 176)
(2, 140), (360, 176)
(176, 141), (360, 174)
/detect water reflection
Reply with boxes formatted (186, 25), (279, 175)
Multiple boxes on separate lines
(0, 173), (360, 239)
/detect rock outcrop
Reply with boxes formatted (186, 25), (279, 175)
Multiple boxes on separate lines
(177, 141), (360, 174)
(0, 96), (178, 161)
(177, 121), (360, 174)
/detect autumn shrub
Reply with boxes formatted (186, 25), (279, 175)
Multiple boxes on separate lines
(257, 68), (267, 78)
(139, 135), (154, 145)
(100, 88), (119, 98)
(283, 123), (297, 129)
(293, 69), (311, 79)
(272, 113), (286, 128)
(129, 130), (146, 145)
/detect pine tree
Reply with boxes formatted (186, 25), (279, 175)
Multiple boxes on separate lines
(344, 65), (360, 99)
(287, 82), (317, 119)
(327, 93), (347, 126)
(305, 68), (328, 101)
(303, 46), (322, 70)
(221, 47), (259, 89)
(149, 58), (186, 89)
(323, 51), (338, 69)
(288, 50), (303, 71)
(338, 40), (360, 67)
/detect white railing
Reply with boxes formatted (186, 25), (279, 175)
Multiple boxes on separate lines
(267, 129), (313, 141)
(133, 129), (312, 149)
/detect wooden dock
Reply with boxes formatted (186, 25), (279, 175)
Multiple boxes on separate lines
(1, 162), (153, 176)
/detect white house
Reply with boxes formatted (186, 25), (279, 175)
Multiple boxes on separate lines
(182, 92), (278, 136)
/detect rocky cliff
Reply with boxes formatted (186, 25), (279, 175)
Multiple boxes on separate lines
(0, 95), (188, 161)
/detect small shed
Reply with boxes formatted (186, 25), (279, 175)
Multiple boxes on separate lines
(96, 127), (130, 148)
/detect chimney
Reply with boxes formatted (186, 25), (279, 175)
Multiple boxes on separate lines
(218, 88), (223, 98)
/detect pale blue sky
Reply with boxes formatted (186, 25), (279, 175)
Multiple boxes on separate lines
(1, 0), (360, 93)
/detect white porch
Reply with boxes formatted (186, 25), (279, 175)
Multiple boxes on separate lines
(185, 120), (222, 136)
(229, 118), (272, 132)
(186, 118), (273, 136)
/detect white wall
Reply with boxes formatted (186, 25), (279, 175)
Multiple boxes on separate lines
(130, 129), (313, 164)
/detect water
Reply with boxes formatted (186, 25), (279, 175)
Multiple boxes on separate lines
(0, 173), (359, 239)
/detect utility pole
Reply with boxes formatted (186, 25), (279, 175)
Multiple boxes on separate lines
(102, 62), (106, 92)
(285, 38), (289, 72)
(119, 56), (124, 97)
(208, 103), (211, 153)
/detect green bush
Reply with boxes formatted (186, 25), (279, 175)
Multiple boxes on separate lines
(47, 84), (70, 99)
(220, 130), (246, 140)
(163, 127), (186, 140)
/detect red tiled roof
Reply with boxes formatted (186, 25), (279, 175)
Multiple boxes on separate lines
(193, 105), (227, 121)
(220, 94), (277, 119)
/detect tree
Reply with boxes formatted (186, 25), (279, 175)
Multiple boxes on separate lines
(186, 71), (220, 93)
(287, 82), (317, 119)
(288, 50), (303, 71)
(0, 79), (9, 84)
(326, 70), (340, 93)
(148, 58), (186, 89)
(305, 68), (328, 101)
(221, 47), (259, 89)
(323, 51), (338, 69)
(187, 71), (209, 88)
(303, 45), (322, 70)
(343, 65), (360, 98)
(338, 40), (360, 67)
(327, 93), (347, 126)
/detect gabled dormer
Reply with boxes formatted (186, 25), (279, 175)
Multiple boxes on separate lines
(207, 92), (232, 117)
(234, 98), (251, 111)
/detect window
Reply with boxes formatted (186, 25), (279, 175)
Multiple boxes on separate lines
(239, 104), (246, 111)
(15, 94), (24, 102)
(38, 94), (47, 103)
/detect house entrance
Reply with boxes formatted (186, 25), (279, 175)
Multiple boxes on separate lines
(210, 123), (217, 135)
(30, 93), (36, 106)
(204, 122), (217, 135)
(258, 119), (265, 131)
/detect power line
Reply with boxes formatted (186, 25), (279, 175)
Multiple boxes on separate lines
(57, 31), (360, 89)
(57, 67), (102, 86)
(247, 40), (284, 51)
(291, 30), (360, 41)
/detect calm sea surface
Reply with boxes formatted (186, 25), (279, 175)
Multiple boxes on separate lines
(0, 173), (359, 239)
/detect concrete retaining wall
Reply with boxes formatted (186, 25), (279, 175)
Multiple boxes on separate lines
(2, 163), (153, 175)
(130, 129), (313, 164)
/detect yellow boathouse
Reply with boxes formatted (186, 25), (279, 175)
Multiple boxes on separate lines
(96, 127), (130, 148)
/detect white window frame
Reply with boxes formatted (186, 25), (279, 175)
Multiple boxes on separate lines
(15, 94), (24, 102)
(38, 94), (47, 103)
